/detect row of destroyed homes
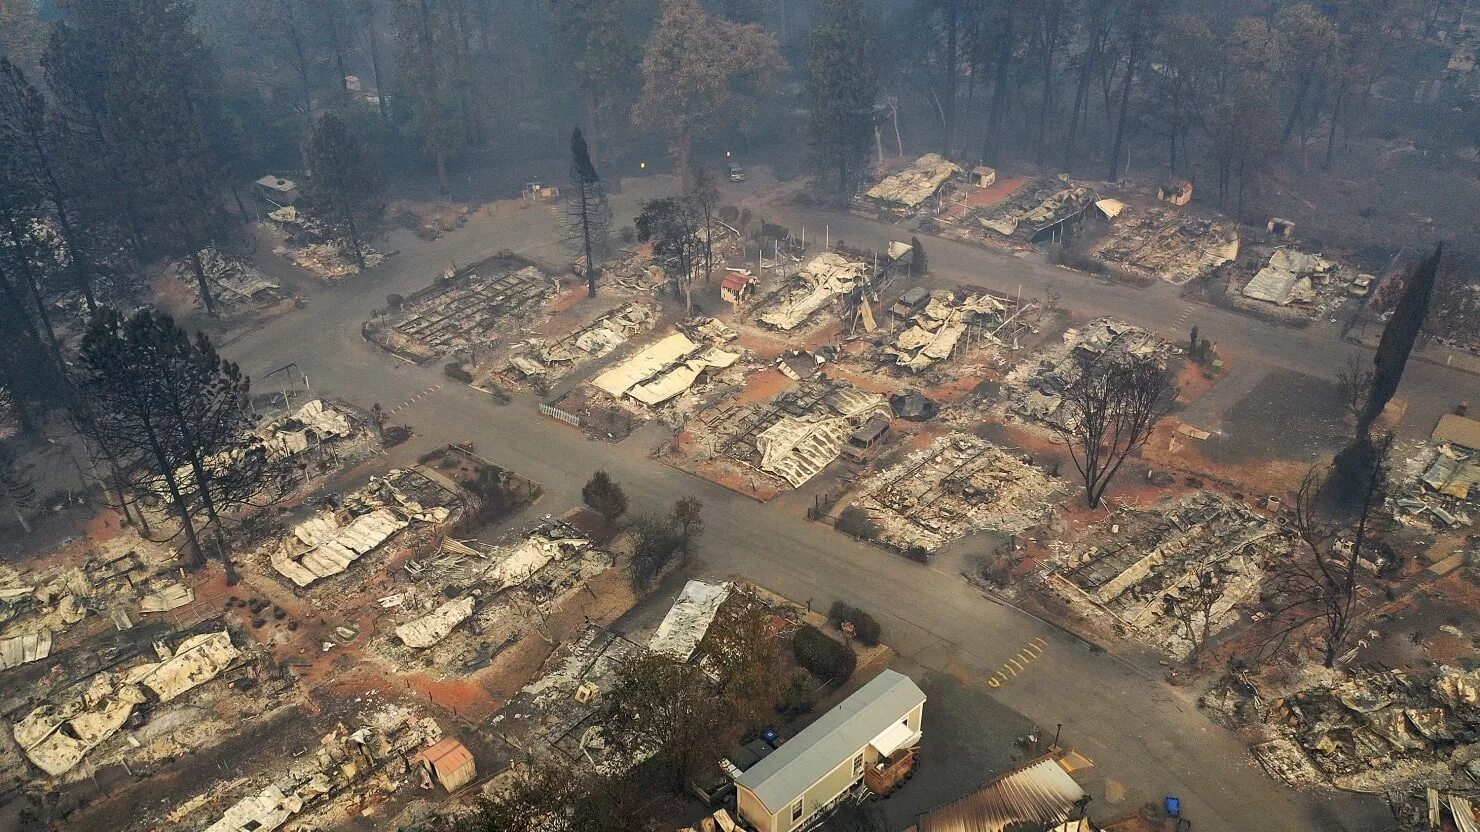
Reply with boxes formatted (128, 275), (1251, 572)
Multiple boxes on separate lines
(857, 155), (1379, 323)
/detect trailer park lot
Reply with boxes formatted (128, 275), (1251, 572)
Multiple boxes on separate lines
(3, 170), (1477, 832)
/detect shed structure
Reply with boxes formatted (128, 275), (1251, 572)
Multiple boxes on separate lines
(414, 737), (477, 793)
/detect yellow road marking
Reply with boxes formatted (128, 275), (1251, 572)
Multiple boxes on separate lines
(988, 638), (1051, 690)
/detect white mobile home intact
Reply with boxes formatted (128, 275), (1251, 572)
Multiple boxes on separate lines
(736, 669), (925, 832)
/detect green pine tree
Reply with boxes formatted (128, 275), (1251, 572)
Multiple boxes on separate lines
(805, 0), (880, 196)
(304, 113), (386, 268)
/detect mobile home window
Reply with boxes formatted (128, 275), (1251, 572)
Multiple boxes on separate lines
(791, 799), (805, 824)
(852, 752), (864, 776)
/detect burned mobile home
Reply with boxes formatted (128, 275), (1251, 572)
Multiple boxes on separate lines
(1048, 495), (1286, 661)
(1238, 248), (1343, 309)
(690, 375), (893, 489)
(10, 627), (243, 777)
(503, 302), (658, 387)
(1008, 318), (1174, 425)
(264, 205), (385, 281)
(965, 177), (1100, 246)
(876, 289), (1038, 376)
(1392, 413), (1480, 530)
(756, 252), (872, 334)
(379, 519), (613, 666)
(180, 248), (283, 313)
(863, 154), (963, 214)
(0, 534), (207, 673)
(268, 467), (465, 589)
(364, 260), (551, 363)
(1088, 206), (1241, 285)
(591, 331), (743, 409)
(493, 625), (652, 775)
(845, 433), (1059, 554)
(164, 704), (451, 832)
(1253, 665), (1480, 793)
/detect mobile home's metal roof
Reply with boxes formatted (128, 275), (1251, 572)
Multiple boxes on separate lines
(913, 756), (1086, 832)
(736, 669), (925, 813)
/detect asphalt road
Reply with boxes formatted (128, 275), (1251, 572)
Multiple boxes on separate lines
(760, 204), (1473, 445)
(218, 178), (1418, 831)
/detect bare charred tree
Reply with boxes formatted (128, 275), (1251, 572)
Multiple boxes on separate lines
(682, 167), (719, 287)
(1259, 433), (1393, 668)
(563, 127), (610, 297)
(1336, 355), (1375, 427)
(635, 197), (701, 314)
(1051, 352), (1177, 509)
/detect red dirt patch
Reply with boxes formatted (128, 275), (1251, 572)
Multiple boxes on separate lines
(964, 174), (1029, 208)
(1175, 352), (1230, 407)
(405, 673), (503, 721)
(549, 283), (591, 314)
(826, 366), (898, 395)
(736, 368), (794, 405)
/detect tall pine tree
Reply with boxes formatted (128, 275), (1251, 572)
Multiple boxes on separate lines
(79, 309), (277, 578)
(42, 0), (236, 314)
(563, 127), (610, 297)
(304, 113), (385, 268)
(805, 0), (880, 196)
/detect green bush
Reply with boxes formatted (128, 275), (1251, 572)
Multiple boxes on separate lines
(827, 601), (881, 646)
(792, 625), (856, 684)
(779, 669), (814, 717)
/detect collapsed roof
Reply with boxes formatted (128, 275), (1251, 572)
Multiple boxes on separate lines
(977, 179), (1098, 239)
(1091, 208), (1240, 285)
(257, 399), (354, 458)
(756, 385), (889, 488)
(271, 468), (459, 587)
(884, 292), (1006, 372)
(648, 580), (732, 661)
(757, 252), (869, 332)
(1242, 248), (1336, 305)
(14, 630), (239, 776)
(592, 332), (740, 406)
(865, 154), (963, 208)
(393, 522), (595, 650)
(510, 302), (657, 381)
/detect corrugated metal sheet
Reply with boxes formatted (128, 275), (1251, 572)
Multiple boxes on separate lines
(865, 154), (962, 208)
(649, 580), (732, 660)
(397, 596), (475, 648)
(0, 630), (53, 670)
(914, 756), (1086, 832)
(593, 333), (698, 398)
